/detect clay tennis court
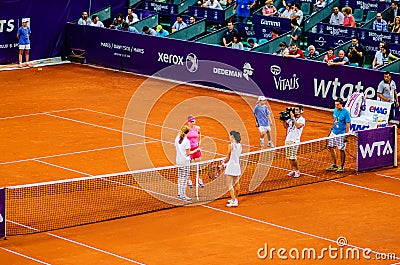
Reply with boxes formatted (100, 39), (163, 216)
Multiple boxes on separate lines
(0, 64), (399, 264)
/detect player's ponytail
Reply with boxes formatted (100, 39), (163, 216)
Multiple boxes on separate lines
(230, 130), (241, 143)
(179, 126), (190, 144)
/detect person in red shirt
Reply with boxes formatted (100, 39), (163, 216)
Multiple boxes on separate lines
(342, 6), (356, 27)
(283, 43), (305, 59)
(323, 47), (336, 62)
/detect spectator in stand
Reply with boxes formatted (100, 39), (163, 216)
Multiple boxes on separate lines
(231, 33), (244, 50)
(271, 28), (279, 40)
(248, 38), (259, 49)
(274, 41), (289, 56)
(388, 1), (399, 29)
(156, 25), (169, 37)
(372, 42), (398, 69)
(289, 19), (301, 47)
(280, 4), (293, 19)
(291, 3), (303, 25)
(377, 71), (399, 121)
(202, 0), (223, 9)
(392, 16), (400, 32)
(327, 50), (349, 66)
(90, 15), (105, 28)
(306, 45), (320, 59)
(233, 0), (256, 23)
(142, 26), (157, 36)
(110, 14), (125, 30)
(283, 43), (305, 58)
(78, 11), (92, 25)
(278, 0), (299, 14)
(262, 0), (277, 16)
(342, 7), (356, 27)
(347, 36), (364, 67)
(189, 16), (196, 25)
(172, 15), (188, 32)
(222, 22), (239, 47)
(313, 0), (326, 12)
(126, 8), (139, 25)
(329, 6), (344, 26)
(373, 13), (388, 32)
(323, 47), (336, 62)
(226, 0), (235, 7)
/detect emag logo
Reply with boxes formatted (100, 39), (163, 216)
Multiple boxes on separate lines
(359, 140), (393, 159)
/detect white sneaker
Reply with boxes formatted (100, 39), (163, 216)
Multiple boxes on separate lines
(268, 141), (274, 147)
(178, 195), (192, 201)
(226, 199), (238, 207)
(294, 171), (300, 178)
(260, 139), (264, 147)
(287, 170), (295, 177)
(187, 179), (193, 188)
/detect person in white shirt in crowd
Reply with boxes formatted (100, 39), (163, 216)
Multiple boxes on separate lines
(142, 26), (157, 36)
(78, 11), (92, 25)
(202, 0), (223, 9)
(90, 15), (105, 27)
(126, 8), (139, 25)
(329, 6), (344, 25)
(172, 15), (188, 32)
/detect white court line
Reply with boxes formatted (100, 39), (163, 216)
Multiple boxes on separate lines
(0, 247), (52, 265)
(202, 205), (400, 261)
(33, 160), (91, 176)
(375, 173), (400, 181)
(0, 108), (82, 120)
(0, 141), (155, 165)
(6, 220), (145, 265)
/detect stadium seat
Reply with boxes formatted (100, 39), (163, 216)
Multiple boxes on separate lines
(353, 9), (364, 24)
(258, 39), (268, 45)
(365, 10), (377, 22)
(301, 2), (311, 17)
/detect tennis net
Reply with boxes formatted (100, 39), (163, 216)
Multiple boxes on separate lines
(5, 133), (357, 236)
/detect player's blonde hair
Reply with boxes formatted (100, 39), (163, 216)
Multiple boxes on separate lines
(179, 126), (190, 144)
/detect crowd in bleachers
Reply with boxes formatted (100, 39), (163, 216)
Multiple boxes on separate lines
(75, 0), (400, 69)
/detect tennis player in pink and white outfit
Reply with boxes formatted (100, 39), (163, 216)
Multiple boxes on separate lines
(186, 115), (205, 188)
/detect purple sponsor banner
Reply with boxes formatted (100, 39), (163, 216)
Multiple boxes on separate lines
(135, 9), (157, 20)
(66, 23), (400, 119)
(341, 0), (390, 11)
(142, 1), (178, 14)
(188, 6), (225, 23)
(252, 14), (291, 31)
(0, 0), (125, 64)
(357, 126), (395, 171)
(307, 32), (350, 51)
(316, 23), (357, 38)
(253, 24), (287, 40)
(0, 188), (4, 238)
(236, 23), (257, 39)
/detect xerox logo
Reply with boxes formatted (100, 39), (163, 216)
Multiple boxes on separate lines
(158, 52), (184, 65)
(359, 141), (393, 159)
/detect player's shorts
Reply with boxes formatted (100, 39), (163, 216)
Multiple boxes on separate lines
(19, 44), (30, 50)
(190, 146), (202, 160)
(327, 132), (346, 151)
(258, 125), (271, 133)
(285, 141), (299, 160)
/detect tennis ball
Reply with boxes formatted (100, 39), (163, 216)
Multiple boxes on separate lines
(38, 68), (42, 71)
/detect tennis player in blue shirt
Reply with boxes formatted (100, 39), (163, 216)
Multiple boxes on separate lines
(254, 96), (274, 147)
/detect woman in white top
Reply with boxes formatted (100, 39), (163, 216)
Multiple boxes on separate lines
(223, 131), (242, 207)
(175, 126), (200, 201)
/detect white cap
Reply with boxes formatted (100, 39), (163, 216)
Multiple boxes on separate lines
(22, 18), (29, 23)
(258, 96), (266, 102)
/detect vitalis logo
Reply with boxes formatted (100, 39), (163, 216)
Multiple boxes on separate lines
(359, 140), (393, 159)
(158, 52), (199, 72)
(213, 62), (254, 81)
(270, 65), (299, 91)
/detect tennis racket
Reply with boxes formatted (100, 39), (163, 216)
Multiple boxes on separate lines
(207, 164), (224, 180)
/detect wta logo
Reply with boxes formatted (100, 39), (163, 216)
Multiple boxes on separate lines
(359, 140), (393, 159)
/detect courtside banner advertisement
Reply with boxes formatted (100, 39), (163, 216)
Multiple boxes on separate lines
(0, 188), (5, 238)
(357, 126), (395, 171)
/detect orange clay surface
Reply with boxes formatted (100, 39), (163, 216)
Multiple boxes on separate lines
(0, 64), (399, 264)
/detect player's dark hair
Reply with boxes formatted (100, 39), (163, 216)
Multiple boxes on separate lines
(230, 131), (241, 143)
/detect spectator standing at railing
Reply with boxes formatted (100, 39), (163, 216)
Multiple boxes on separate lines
(202, 0), (223, 10)
(291, 4), (303, 25)
(189, 16), (196, 25)
(373, 13), (388, 32)
(90, 15), (105, 28)
(392, 16), (400, 32)
(289, 19), (301, 47)
(172, 15), (188, 32)
(274, 41), (289, 56)
(329, 6), (344, 26)
(231, 34), (244, 49)
(322, 47), (336, 62)
(222, 22), (239, 47)
(388, 1), (399, 29)
(110, 14), (125, 30)
(78, 12), (92, 25)
(233, 0), (255, 23)
(327, 50), (349, 66)
(342, 7), (356, 27)
(262, 0), (277, 16)
(126, 8), (139, 25)
(248, 38), (259, 49)
(377, 71), (399, 121)
(313, 0), (326, 13)
(347, 36), (364, 67)
(372, 42), (398, 69)
(306, 45), (319, 60)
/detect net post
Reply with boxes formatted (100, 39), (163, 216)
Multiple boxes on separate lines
(0, 188), (6, 240)
(196, 163), (199, 201)
(394, 125), (398, 168)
